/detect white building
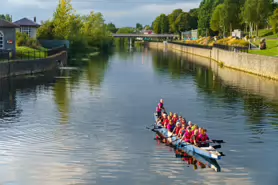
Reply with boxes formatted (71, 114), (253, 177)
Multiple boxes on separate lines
(13, 17), (40, 39)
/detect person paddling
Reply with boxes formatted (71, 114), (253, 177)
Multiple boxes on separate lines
(156, 99), (166, 117)
(167, 120), (175, 132)
(163, 115), (171, 128)
(172, 113), (178, 124)
(178, 124), (186, 138)
(181, 127), (192, 143)
(187, 121), (193, 129)
(172, 122), (181, 136)
(190, 130), (200, 146)
(198, 129), (210, 147)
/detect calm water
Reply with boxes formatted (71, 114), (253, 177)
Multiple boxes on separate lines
(0, 47), (278, 185)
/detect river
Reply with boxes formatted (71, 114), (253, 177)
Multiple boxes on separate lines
(0, 47), (278, 185)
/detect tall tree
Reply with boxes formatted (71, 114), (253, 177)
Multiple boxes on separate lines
(168, 9), (183, 33)
(107, 22), (117, 33)
(175, 12), (193, 32)
(189, 8), (199, 30)
(243, 0), (272, 36)
(223, 0), (243, 33)
(144, 25), (151, 30)
(210, 4), (226, 34)
(136, 23), (143, 31)
(159, 14), (169, 33)
(198, 0), (224, 36)
(153, 16), (161, 34)
(0, 14), (12, 22)
(81, 11), (109, 48)
(53, 0), (77, 39)
(269, 8), (278, 33)
(37, 20), (55, 39)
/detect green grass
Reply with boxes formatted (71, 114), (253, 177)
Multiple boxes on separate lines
(249, 40), (278, 56)
(257, 29), (278, 39)
(16, 46), (48, 59)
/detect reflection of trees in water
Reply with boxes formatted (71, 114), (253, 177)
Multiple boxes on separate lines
(151, 49), (186, 79)
(0, 84), (19, 120)
(53, 78), (70, 124)
(52, 54), (110, 123)
(114, 47), (134, 61)
(0, 72), (56, 122)
(85, 54), (109, 93)
(151, 49), (278, 129)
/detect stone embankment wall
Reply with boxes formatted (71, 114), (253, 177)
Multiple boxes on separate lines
(148, 42), (278, 80)
(0, 51), (67, 79)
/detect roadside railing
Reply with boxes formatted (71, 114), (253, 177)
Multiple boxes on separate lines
(147, 40), (249, 53)
(213, 44), (249, 53)
(168, 41), (213, 49)
(0, 45), (67, 62)
(0, 50), (11, 61)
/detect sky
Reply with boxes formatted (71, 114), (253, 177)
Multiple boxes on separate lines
(2, 0), (201, 28)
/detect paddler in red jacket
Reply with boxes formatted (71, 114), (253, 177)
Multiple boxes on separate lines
(172, 113), (178, 124)
(198, 129), (210, 147)
(156, 99), (165, 118)
(172, 122), (181, 135)
(181, 127), (192, 143)
(190, 129), (200, 146)
(178, 124), (186, 138)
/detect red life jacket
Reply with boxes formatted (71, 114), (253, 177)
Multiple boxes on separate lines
(172, 117), (178, 124)
(184, 131), (191, 142)
(175, 126), (181, 135)
(162, 119), (169, 127)
(198, 134), (209, 142)
(190, 134), (199, 144)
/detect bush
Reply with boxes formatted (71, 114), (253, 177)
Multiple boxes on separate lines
(16, 32), (41, 49)
(215, 37), (249, 47)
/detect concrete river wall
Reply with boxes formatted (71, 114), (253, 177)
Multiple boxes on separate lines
(148, 42), (278, 80)
(0, 51), (67, 79)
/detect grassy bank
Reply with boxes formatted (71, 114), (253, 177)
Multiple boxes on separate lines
(16, 46), (48, 59)
(249, 40), (278, 56)
(258, 29), (278, 39)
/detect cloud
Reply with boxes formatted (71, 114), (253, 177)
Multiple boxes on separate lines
(101, 2), (200, 27)
(3, 0), (201, 27)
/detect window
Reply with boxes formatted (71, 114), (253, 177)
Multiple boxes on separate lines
(0, 31), (4, 49)
(20, 26), (31, 36)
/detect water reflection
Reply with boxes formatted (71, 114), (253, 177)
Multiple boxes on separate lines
(151, 49), (278, 129)
(1, 49), (278, 184)
(0, 73), (57, 124)
(53, 55), (110, 124)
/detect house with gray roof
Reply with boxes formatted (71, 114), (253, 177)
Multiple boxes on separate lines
(13, 17), (40, 38)
(0, 19), (19, 58)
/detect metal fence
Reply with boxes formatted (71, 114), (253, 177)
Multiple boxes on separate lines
(168, 41), (213, 49)
(147, 40), (249, 53)
(0, 45), (67, 62)
(213, 44), (249, 53)
(0, 50), (10, 60)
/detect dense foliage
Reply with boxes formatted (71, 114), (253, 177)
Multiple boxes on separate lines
(152, 9), (198, 35)
(37, 0), (113, 52)
(151, 0), (278, 37)
(16, 32), (42, 49)
(0, 14), (12, 22)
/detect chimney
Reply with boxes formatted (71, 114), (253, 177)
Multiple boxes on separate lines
(34, 16), (36, 23)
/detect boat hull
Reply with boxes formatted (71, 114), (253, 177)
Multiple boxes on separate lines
(153, 113), (221, 160)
